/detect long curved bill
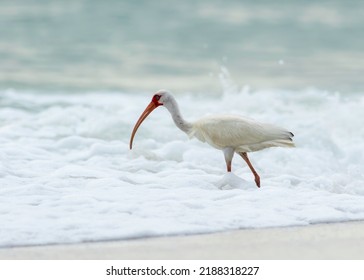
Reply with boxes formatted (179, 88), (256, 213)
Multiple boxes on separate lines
(129, 101), (157, 149)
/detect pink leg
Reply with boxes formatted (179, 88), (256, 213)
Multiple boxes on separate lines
(223, 148), (234, 173)
(226, 161), (231, 172)
(239, 152), (261, 188)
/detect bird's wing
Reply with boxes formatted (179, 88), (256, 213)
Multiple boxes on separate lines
(190, 115), (293, 150)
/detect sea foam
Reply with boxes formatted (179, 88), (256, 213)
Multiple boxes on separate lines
(0, 85), (363, 247)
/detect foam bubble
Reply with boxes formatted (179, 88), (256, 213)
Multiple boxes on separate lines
(0, 88), (363, 247)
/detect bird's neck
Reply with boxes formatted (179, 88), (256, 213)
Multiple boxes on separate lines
(165, 98), (192, 134)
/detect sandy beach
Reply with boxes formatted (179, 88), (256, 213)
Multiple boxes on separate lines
(1, 221), (363, 260)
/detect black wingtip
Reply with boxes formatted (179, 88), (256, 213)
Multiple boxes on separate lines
(290, 132), (294, 137)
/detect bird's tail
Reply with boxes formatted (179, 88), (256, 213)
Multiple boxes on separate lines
(269, 138), (295, 148)
(244, 131), (295, 152)
(271, 131), (295, 148)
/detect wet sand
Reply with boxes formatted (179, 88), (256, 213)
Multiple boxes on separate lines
(1, 221), (364, 260)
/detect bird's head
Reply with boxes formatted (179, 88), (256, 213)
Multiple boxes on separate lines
(129, 90), (171, 149)
(150, 89), (172, 107)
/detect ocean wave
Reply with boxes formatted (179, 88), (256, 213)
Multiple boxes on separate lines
(0, 86), (363, 247)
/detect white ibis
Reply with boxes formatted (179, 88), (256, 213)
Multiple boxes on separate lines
(130, 90), (295, 188)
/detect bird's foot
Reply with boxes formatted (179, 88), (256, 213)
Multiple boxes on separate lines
(254, 175), (261, 188)
(216, 173), (249, 190)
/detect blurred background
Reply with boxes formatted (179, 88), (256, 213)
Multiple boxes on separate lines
(2, 0), (364, 251)
(1, 0), (363, 93)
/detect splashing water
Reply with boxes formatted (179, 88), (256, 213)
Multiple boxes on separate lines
(0, 82), (364, 247)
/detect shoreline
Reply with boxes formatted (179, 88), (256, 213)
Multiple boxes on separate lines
(1, 221), (364, 260)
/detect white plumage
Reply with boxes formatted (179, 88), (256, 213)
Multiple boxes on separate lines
(190, 115), (294, 153)
(130, 90), (295, 188)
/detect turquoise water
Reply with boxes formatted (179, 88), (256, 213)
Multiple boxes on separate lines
(1, 0), (364, 93)
(2, 1), (364, 247)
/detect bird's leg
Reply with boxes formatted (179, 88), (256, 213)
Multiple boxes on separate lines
(239, 152), (261, 188)
(223, 147), (234, 172)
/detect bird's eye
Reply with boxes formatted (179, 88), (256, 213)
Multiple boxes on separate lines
(155, 95), (161, 101)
